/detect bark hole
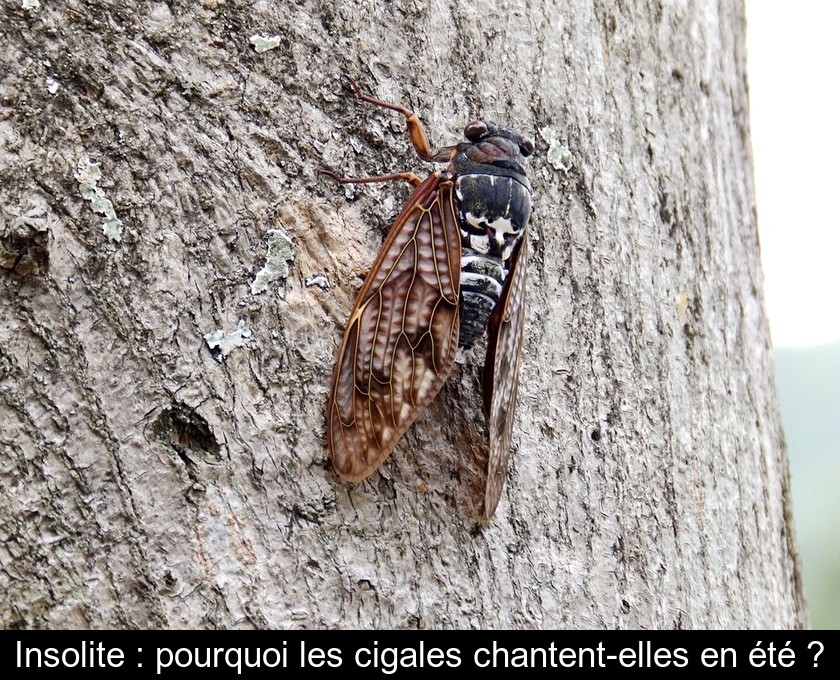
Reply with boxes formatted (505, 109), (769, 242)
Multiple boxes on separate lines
(153, 404), (220, 459)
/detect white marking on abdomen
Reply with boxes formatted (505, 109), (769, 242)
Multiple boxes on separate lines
(467, 233), (491, 254)
(460, 272), (504, 298)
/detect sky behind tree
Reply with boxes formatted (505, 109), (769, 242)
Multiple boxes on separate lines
(746, 1), (840, 348)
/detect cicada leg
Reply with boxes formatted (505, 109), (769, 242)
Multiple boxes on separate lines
(319, 169), (423, 188)
(342, 74), (457, 164)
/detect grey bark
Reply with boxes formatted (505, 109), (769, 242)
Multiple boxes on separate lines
(0, 0), (805, 628)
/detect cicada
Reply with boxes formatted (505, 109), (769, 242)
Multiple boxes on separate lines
(325, 75), (533, 519)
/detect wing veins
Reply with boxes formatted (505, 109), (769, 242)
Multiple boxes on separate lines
(328, 176), (461, 482)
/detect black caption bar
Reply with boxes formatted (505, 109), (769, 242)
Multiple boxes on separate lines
(3, 631), (835, 677)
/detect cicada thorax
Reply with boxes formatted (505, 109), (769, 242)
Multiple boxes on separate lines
(451, 140), (533, 349)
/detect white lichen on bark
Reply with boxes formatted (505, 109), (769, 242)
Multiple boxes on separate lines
(250, 228), (295, 296)
(204, 320), (253, 360)
(74, 159), (124, 242)
(249, 34), (283, 53)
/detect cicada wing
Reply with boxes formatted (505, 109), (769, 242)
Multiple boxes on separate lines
(328, 175), (462, 482)
(482, 236), (528, 519)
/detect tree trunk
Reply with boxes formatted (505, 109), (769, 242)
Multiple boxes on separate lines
(0, 0), (806, 628)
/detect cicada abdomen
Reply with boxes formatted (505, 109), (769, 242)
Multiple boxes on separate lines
(324, 75), (533, 520)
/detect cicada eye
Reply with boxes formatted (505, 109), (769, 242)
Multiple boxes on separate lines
(519, 136), (535, 157)
(464, 120), (489, 141)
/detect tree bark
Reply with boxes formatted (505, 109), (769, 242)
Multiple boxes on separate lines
(0, 0), (806, 628)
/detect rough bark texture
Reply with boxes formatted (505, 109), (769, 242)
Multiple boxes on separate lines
(0, 0), (806, 628)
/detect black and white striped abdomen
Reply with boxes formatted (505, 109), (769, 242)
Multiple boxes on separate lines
(459, 247), (506, 348)
(455, 172), (531, 349)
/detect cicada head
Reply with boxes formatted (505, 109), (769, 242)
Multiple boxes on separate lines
(459, 120), (535, 177)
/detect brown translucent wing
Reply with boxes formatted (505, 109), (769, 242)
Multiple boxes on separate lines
(328, 174), (461, 482)
(482, 235), (528, 519)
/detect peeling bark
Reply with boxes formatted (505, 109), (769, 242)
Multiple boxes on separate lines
(0, 0), (805, 628)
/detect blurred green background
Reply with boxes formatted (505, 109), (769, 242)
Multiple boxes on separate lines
(775, 344), (840, 628)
